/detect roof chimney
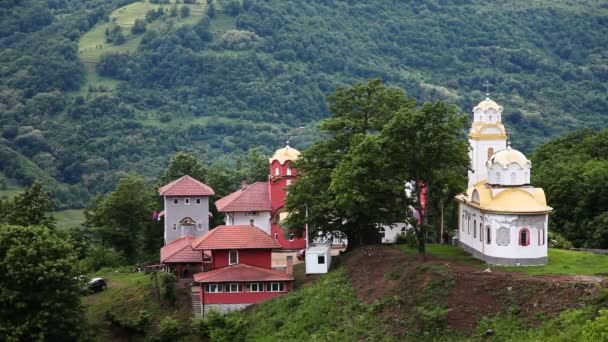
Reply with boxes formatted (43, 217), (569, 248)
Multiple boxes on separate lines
(286, 255), (293, 276)
(241, 178), (248, 190)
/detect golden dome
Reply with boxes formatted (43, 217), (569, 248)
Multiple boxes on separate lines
(456, 185), (552, 214)
(269, 144), (300, 165)
(473, 97), (503, 113)
(486, 146), (530, 168)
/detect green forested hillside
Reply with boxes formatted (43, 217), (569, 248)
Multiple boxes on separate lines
(1, 0), (607, 205)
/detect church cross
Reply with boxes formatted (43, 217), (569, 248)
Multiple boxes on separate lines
(483, 80), (492, 96)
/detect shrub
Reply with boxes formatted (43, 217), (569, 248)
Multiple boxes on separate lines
(79, 245), (127, 272)
(549, 231), (573, 249)
(395, 230), (417, 248)
(414, 306), (450, 333)
(159, 272), (177, 305)
(159, 316), (182, 341)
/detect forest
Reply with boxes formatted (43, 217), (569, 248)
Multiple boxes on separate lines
(0, 0), (607, 208)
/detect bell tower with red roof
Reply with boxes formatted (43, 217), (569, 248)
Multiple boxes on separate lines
(268, 144), (306, 250)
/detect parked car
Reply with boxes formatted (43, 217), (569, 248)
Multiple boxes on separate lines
(296, 249), (306, 261)
(87, 277), (107, 293)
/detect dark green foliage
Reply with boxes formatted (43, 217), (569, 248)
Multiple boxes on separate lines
(224, 0), (241, 16)
(0, 225), (87, 341)
(158, 316), (182, 341)
(532, 129), (608, 248)
(180, 5), (190, 18)
(131, 18), (146, 34)
(0, 181), (56, 228)
(159, 272), (177, 306)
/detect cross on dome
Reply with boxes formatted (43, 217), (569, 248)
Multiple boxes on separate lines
(483, 80), (492, 96)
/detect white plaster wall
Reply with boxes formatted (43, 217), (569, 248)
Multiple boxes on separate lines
(468, 138), (507, 187)
(305, 246), (331, 274)
(474, 108), (501, 123)
(378, 223), (410, 243)
(224, 211), (271, 235)
(458, 203), (548, 261)
(489, 164), (530, 186)
(164, 196), (209, 244)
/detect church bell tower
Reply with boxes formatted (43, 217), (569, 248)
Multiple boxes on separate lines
(468, 96), (508, 188)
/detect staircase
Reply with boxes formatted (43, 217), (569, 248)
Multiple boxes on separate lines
(191, 286), (202, 315)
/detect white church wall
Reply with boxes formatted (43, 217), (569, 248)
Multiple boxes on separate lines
(458, 203), (547, 265)
(378, 223), (409, 244)
(468, 138), (507, 187)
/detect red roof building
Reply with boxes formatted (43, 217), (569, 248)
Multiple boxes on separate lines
(159, 175), (215, 196)
(190, 225), (293, 315)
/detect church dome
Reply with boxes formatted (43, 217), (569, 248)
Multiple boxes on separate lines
(473, 97), (503, 113)
(486, 146), (531, 186)
(486, 146), (530, 169)
(269, 144), (300, 165)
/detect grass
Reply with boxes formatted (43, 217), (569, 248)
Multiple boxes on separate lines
(84, 271), (187, 341)
(400, 244), (608, 276)
(77, 0), (207, 93)
(55, 209), (85, 229)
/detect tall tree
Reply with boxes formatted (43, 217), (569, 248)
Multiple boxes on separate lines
(0, 225), (87, 341)
(0, 181), (56, 228)
(157, 152), (208, 187)
(283, 79), (415, 248)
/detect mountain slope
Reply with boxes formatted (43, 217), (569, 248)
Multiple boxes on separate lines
(0, 0), (607, 201)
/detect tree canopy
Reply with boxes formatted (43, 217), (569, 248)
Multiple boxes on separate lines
(0, 225), (87, 341)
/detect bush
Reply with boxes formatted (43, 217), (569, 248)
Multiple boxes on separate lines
(395, 230), (417, 248)
(159, 272), (177, 305)
(131, 19), (146, 34)
(159, 316), (182, 341)
(79, 245), (127, 272)
(414, 306), (450, 333)
(549, 231), (573, 249)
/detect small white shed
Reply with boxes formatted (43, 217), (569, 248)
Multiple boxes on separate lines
(305, 244), (332, 274)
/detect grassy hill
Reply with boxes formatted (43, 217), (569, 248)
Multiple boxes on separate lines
(83, 246), (608, 341)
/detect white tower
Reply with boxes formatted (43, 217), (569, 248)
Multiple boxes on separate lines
(468, 97), (507, 188)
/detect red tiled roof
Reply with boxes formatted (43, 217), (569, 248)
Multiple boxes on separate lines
(191, 225), (281, 250)
(159, 175), (215, 196)
(161, 236), (204, 263)
(193, 264), (293, 283)
(215, 182), (271, 212)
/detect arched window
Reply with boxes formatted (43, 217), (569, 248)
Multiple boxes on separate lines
(497, 227), (509, 246)
(486, 226), (491, 244)
(519, 228), (530, 246)
(467, 216), (471, 234)
(461, 213), (465, 231)
(487, 148), (494, 159)
(473, 220), (477, 238)
(495, 171), (501, 183)
(510, 172), (517, 184)
(538, 229), (545, 246)
(479, 223), (483, 242)
(275, 167), (280, 176)
(286, 167), (292, 176)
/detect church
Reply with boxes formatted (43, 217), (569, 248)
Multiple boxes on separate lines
(455, 96), (552, 266)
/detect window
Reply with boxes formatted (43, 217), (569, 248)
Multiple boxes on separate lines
(205, 283), (222, 293)
(247, 211), (259, 216)
(250, 219), (255, 226)
(461, 213), (465, 231)
(275, 167), (280, 176)
(487, 147), (494, 159)
(173, 198), (179, 205)
(267, 282), (284, 292)
(286, 180), (293, 186)
(286, 167), (292, 176)
(495, 171), (501, 183)
(225, 283), (242, 293)
(480, 223), (483, 242)
(473, 220), (477, 238)
(510, 172), (517, 184)
(196, 198), (201, 204)
(185, 198), (190, 205)
(288, 233), (294, 241)
(497, 227), (510, 246)
(486, 226), (491, 244)
(197, 223), (203, 230)
(400, 227), (407, 233)
(274, 233), (278, 240)
(318, 255), (325, 265)
(229, 250), (239, 265)
(519, 228), (530, 246)
(538, 229), (545, 246)
(248, 283), (263, 292)
(172, 224), (177, 231)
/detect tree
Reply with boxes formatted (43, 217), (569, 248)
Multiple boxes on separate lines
(86, 174), (157, 262)
(157, 152), (208, 188)
(283, 79), (415, 248)
(131, 19), (147, 34)
(0, 225), (87, 341)
(180, 5), (190, 18)
(378, 101), (469, 254)
(0, 181), (56, 228)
